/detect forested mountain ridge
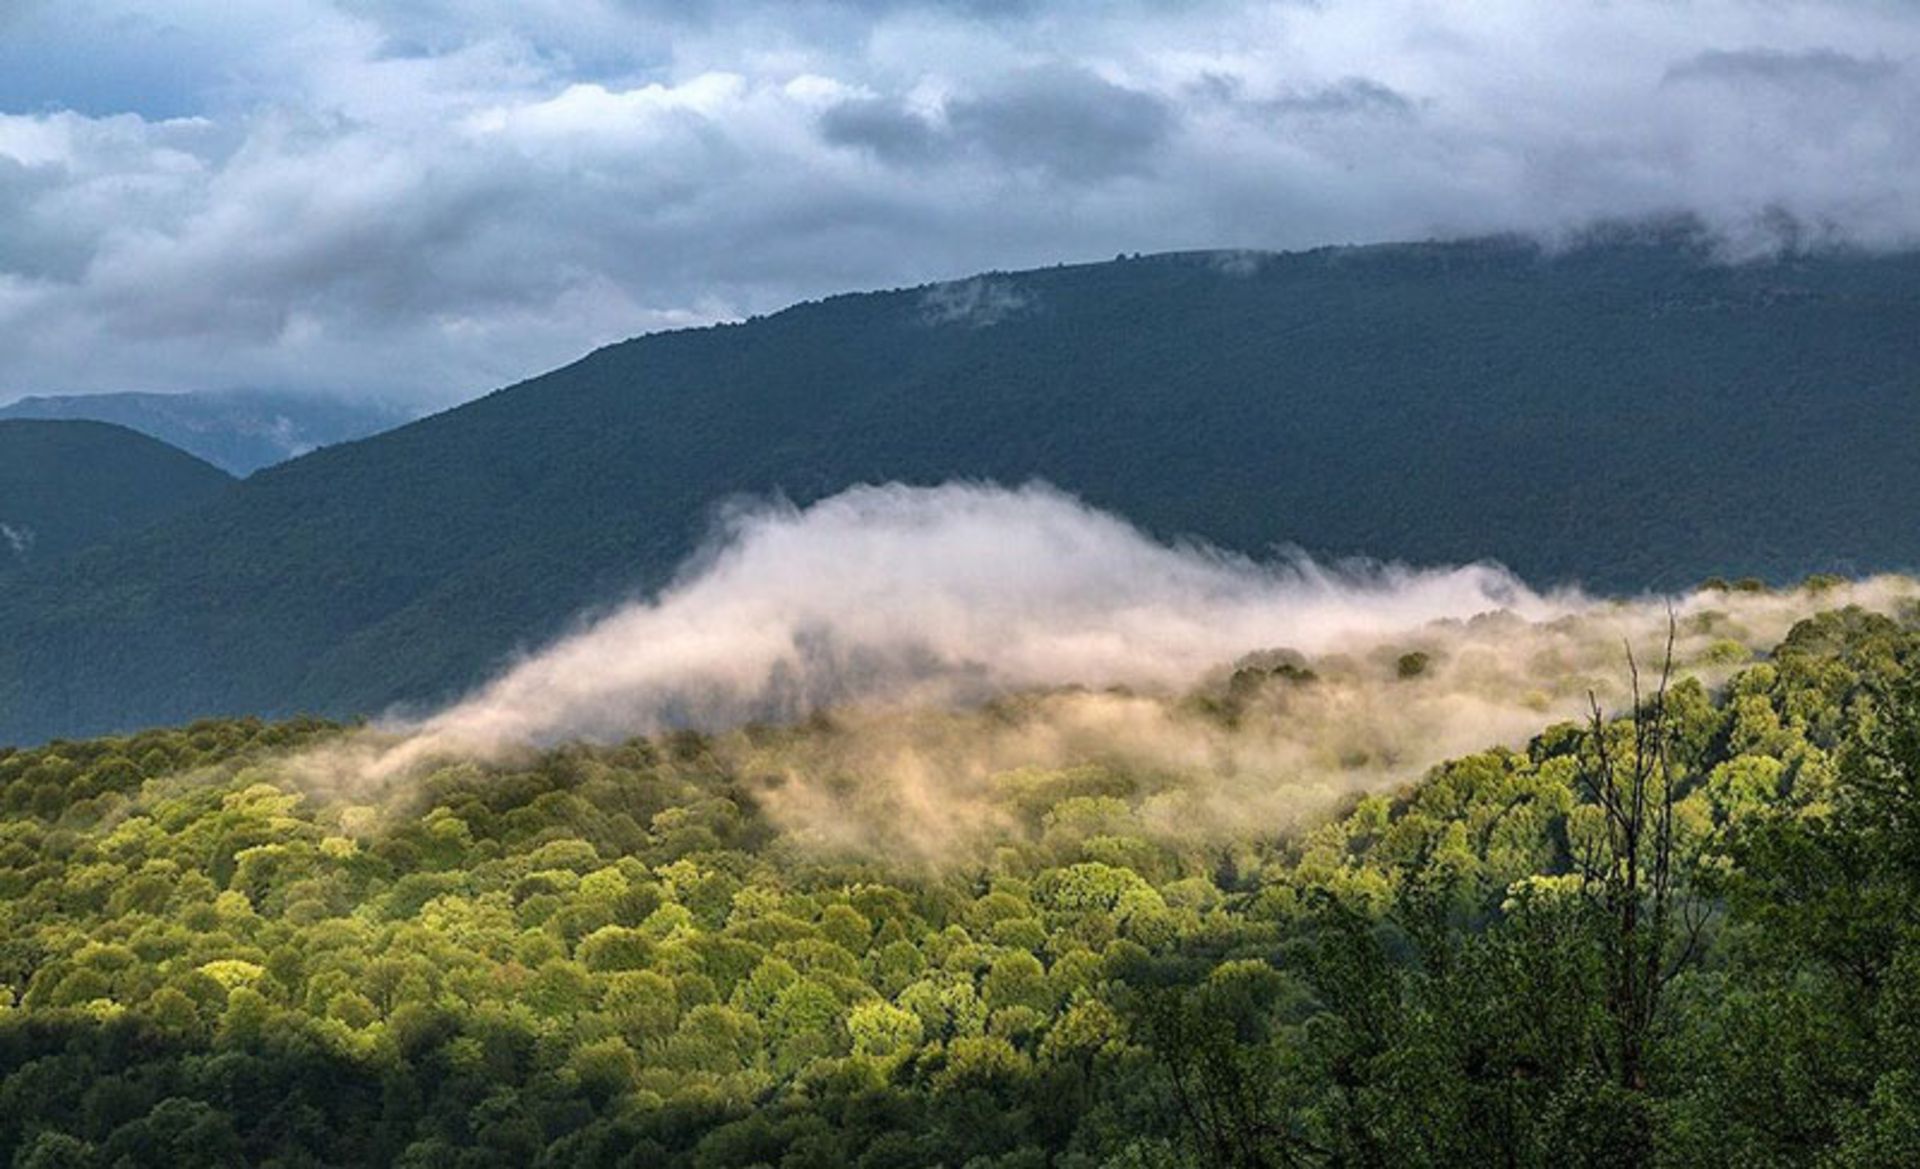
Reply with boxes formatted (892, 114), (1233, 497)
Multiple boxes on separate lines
(0, 421), (233, 573)
(4, 228), (1920, 745)
(0, 601), (1914, 1166)
(0, 390), (413, 476)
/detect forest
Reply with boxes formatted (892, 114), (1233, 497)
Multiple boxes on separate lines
(9, 232), (1920, 747)
(0, 593), (1916, 1167)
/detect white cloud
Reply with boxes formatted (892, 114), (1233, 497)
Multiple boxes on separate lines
(325, 482), (1918, 859)
(367, 480), (1571, 763)
(0, 0), (1915, 404)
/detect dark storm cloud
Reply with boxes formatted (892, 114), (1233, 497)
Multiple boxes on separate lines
(1262, 77), (1415, 117)
(823, 67), (1177, 178)
(1665, 47), (1899, 88)
(945, 66), (1176, 179)
(819, 98), (943, 164)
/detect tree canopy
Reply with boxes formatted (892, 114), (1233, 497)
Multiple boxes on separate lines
(0, 603), (1917, 1166)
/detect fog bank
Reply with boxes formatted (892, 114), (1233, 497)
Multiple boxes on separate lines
(292, 483), (1918, 860)
(374, 482), (1574, 765)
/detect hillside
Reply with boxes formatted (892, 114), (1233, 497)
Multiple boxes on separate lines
(3, 228), (1920, 744)
(0, 604), (1914, 1165)
(0, 421), (233, 572)
(0, 390), (413, 475)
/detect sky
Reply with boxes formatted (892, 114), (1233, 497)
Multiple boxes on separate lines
(0, 0), (1914, 406)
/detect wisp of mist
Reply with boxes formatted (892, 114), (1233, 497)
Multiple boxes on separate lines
(311, 481), (1915, 858)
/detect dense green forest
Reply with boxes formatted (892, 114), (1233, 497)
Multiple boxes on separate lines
(6, 226), (1920, 744)
(0, 421), (232, 574)
(2, 596), (1916, 1166)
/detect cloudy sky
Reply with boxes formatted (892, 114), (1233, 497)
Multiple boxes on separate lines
(0, 0), (1914, 405)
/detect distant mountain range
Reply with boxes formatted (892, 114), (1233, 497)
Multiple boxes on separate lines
(0, 389), (412, 475)
(0, 420), (231, 572)
(3, 227), (1919, 745)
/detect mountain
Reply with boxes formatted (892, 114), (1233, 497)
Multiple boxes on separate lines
(0, 389), (413, 475)
(3, 228), (1920, 744)
(0, 420), (233, 572)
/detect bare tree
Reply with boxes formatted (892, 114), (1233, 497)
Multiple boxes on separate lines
(1572, 611), (1707, 1095)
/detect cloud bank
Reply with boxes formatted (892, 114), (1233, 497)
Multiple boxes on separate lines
(2, 0), (1917, 403)
(369, 482), (1567, 763)
(308, 483), (1916, 861)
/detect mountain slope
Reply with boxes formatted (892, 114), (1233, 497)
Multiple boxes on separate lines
(0, 390), (413, 475)
(3, 229), (1920, 744)
(0, 420), (233, 572)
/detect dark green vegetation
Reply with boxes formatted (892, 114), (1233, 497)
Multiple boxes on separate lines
(2, 605), (1918, 1166)
(7, 226), (1920, 744)
(0, 421), (232, 572)
(0, 390), (412, 477)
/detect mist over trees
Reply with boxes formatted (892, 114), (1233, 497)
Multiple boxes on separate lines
(5, 233), (1920, 746)
(0, 600), (1916, 1166)
(9, 5), (1918, 1165)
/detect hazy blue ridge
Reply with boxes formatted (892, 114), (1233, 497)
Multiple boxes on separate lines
(0, 390), (413, 476)
(2, 230), (1918, 745)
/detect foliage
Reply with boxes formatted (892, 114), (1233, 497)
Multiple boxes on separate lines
(0, 609), (1916, 1165)
(7, 230), (1920, 741)
(0, 421), (231, 575)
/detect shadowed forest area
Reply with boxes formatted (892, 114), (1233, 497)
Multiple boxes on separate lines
(8, 234), (1920, 746)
